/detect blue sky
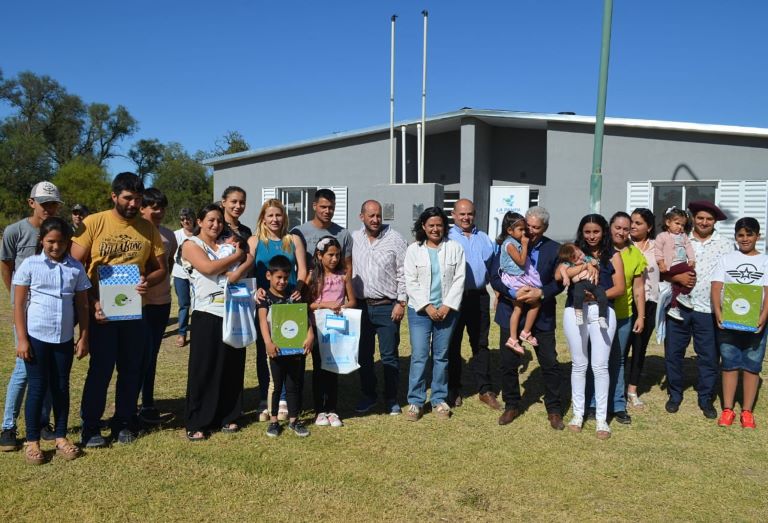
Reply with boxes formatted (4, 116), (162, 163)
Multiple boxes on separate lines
(2, 1), (766, 174)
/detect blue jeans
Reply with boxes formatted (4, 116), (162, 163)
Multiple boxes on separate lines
(141, 303), (171, 408)
(587, 316), (632, 412)
(2, 357), (51, 431)
(359, 302), (401, 402)
(173, 277), (192, 337)
(80, 319), (145, 435)
(407, 308), (457, 407)
(24, 336), (74, 441)
(665, 309), (719, 407)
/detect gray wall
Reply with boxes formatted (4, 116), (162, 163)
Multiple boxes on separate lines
(542, 122), (768, 241)
(360, 183), (444, 240)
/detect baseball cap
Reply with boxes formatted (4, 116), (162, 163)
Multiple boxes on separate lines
(29, 181), (63, 204)
(72, 203), (89, 214)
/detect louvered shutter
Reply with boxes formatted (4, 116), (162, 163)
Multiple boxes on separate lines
(327, 186), (347, 229)
(626, 181), (652, 212)
(716, 180), (767, 253)
(262, 187), (277, 203)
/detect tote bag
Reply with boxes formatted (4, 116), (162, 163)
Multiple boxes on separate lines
(314, 308), (361, 374)
(222, 278), (258, 348)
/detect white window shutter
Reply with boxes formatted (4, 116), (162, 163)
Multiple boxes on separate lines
(328, 186), (348, 229)
(716, 180), (767, 253)
(626, 181), (651, 212)
(262, 187), (277, 203)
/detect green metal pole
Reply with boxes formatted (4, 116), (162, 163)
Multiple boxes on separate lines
(590, 0), (614, 214)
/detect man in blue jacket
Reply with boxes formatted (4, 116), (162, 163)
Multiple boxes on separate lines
(490, 206), (565, 430)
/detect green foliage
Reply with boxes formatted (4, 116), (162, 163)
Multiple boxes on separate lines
(153, 142), (212, 224)
(128, 138), (164, 184)
(210, 130), (251, 157)
(52, 157), (112, 212)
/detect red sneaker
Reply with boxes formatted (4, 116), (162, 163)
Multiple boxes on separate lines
(741, 410), (756, 429)
(718, 408), (735, 427)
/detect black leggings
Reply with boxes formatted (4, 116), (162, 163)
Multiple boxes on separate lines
(625, 301), (657, 387)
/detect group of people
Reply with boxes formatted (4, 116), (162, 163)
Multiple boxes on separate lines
(1, 176), (766, 464)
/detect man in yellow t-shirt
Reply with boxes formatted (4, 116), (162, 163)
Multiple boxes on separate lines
(71, 172), (166, 448)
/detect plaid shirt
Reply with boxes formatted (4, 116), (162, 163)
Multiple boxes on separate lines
(351, 225), (407, 302)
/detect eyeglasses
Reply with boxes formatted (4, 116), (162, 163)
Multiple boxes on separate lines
(180, 217), (193, 222)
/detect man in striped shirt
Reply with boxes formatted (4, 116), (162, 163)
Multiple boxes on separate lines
(351, 200), (408, 415)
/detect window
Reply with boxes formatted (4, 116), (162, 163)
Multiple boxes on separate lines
(651, 182), (717, 231)
(277, 187), (315, 231)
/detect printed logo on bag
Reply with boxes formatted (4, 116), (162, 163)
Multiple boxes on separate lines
(726, 264), (764, 284)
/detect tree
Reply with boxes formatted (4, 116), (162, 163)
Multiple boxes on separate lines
(128, 138), (164, 184)
(153, 142), (212, 224)
(210, 130), (250, 157)
(52, 157), (111, 212)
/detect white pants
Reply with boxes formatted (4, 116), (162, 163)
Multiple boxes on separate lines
(563, 304), (616, 423)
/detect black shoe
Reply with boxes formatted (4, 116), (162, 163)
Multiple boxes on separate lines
(40, 424), (56, 441)
(701, 404), (718, 419)
(288, 421), (309, 437)
(115, 428), (139, 445)
(585, 407), (596, 421)
(81, 433), (108, 448)
(138, 407), (162, 425)
(613, 411), (632, 425)
(0, 428), (19, 451)
(266, 422), (282, 438)
(665, 400), (680, 414)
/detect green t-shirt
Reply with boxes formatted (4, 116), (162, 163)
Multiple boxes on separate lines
(614, 245), (647, 320)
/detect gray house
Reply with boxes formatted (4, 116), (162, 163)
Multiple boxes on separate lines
(205, 109), (768, 251)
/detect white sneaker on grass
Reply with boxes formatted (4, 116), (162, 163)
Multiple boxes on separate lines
(327, 413), (343, 427)
(315, 412), (329, 426)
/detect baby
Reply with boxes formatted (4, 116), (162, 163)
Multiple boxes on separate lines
(558, 242), (609, 329)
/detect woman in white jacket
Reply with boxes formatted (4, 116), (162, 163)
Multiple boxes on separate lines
(404, 207), (466, 421)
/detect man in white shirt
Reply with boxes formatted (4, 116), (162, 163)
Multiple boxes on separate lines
(664, 200), (733, 419)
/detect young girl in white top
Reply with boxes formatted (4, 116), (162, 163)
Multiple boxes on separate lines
(13, 217), (90, 464)
(496, 212), (542, 354)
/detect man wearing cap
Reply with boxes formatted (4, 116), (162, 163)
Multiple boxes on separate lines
(664, 200), (733, 418)
(0, 181), (61, 451)
(71, 204), (89, 234)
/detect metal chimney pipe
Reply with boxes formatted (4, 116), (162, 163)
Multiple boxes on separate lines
(389, 15), (397, 185)
(419, 10), (428, 185)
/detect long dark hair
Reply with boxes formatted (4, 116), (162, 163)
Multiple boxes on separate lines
(631, 208), (656, 240)
(193, 203), (225, 237)
(413, 207), (448, 245)
(36, 217), (72, 255)
(310, 235), (344, 302)
(496, 211), (525, 245)
(575, 214), (612, 266)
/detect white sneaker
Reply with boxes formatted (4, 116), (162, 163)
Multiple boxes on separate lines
(676, 294), (693, 309)
(258, 409), (270, 422)
(667, 307), (683, 321)
(327, 412), (344, 427)
(596, 420), (611, 439)
(574, 309), (584, 326)
(277, 400), (289, 421)
(598, 317), (609, 330)
(315, 412), (329, 426)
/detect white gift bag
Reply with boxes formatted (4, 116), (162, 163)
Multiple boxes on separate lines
(222, 278), (258, 348)
(314, 308), (362, 374)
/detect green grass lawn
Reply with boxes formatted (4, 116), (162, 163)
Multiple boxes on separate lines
(1, 294), (767, 522)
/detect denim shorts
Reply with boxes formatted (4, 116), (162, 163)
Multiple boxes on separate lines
(718, 329), (768, 374)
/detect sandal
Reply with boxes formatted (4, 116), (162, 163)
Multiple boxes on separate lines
(519, 331), (539, 347)
(186, 430), (207, 442)
(504, 337), (525, 355)
(176, 334), (187, 348)
(24, 441), (45, 465)
(55, 439), (81, 461)
(627, 392), (645, 410)
(221, 423), (240, 433)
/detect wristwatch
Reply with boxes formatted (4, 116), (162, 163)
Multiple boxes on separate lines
(398, 300), (407, 307)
